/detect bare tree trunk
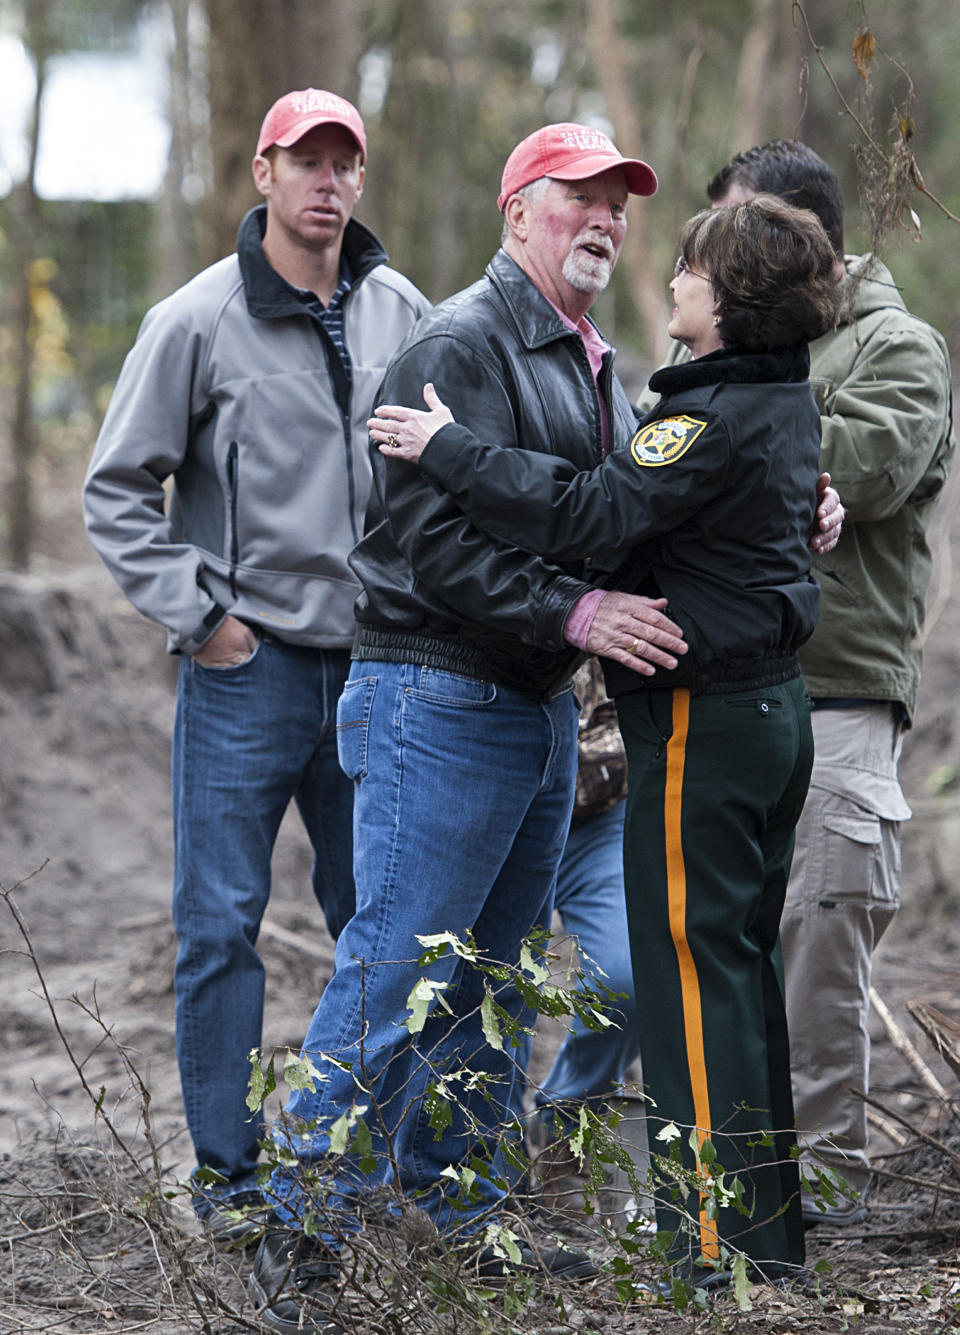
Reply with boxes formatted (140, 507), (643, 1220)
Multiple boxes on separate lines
(585, 0), (669, 361)
(372, 0), (466, 303)
(276, 0), (363, 101)
(730, 0), (779, 153)
(202, 0), (276, 266)
(201, 0), (365, 268)
(7, 0), (50, 571)
(152, 0), (202, 301)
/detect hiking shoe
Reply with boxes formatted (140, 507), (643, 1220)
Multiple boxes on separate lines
(801, 1190), (868, 1229)
(656, 1260), (814, 1299)
(248, 1225), (344, 1334)
(472, 1236), (598, 1281)
(657, 1263), (733, 1297)
(200, 1188), (270, 1248)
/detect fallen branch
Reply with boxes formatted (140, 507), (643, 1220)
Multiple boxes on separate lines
(867, 1107), (909, 1147)
(853, 1087), (960, 1174)
(258, 917), (331, 962)
(906, 1000), (960, 1085)
(869, 986), (947, 1098)
(871, 1164), (960, 1198)
(0, 1205), (109, 1245)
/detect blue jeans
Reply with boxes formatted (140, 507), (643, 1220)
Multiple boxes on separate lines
(172, 635), (355, 1209)
(267, 659), (578, 1235)
(534, 800), (639, 1130)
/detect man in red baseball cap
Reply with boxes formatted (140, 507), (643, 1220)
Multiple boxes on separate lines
(252, 122), (686, 1329)
(497, 120), (657, 208)
(256, 87), (367, 160)
(83, 87), (429, 1271)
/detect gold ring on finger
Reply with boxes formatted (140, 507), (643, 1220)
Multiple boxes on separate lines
(630, 636), (641, 655)
(387, 434), (399, 448)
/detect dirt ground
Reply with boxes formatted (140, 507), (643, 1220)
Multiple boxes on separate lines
(2, 462), (960, 1332)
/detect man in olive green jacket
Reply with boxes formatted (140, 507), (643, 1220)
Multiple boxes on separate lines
(643, 140), (954, 1226)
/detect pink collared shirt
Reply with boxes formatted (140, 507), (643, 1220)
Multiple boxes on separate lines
(544, 300), (613, 649)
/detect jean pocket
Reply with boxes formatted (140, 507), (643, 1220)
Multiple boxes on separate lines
(337, 675), (377, 779)
(191, 634), (264, 674)
(405, 667), (497, 707)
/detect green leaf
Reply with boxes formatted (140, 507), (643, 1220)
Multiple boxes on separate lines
(283, 1051), (326, 1092)
(352, 1116), (376, 1173)
(246, 1049), (276, 1111)
(328, 1111), (352, 1156)
(732, 1253), (753, 1310)
(425, 1082), (454, 1139)
(415, 931), (477, 963)
(519, 941), (549, 985)
(480, 986), (503, 1051)
(404, 977), (451, 1034)
(192, 1165), (229, 1186)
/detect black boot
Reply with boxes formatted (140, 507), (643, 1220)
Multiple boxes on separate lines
(248, 1224), (344, 1334)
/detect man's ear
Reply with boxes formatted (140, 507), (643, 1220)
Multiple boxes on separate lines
(252, 153), (272, 198)
(503, 193), (529, 242)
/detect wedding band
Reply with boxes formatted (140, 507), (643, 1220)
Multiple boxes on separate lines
(630, 636), (641, 655)
(387, 434), (399, 448)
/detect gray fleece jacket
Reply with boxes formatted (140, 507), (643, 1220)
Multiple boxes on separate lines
(83, 206), (430, 654)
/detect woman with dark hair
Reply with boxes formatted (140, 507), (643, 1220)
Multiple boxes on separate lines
(367, 195), (840, 1287)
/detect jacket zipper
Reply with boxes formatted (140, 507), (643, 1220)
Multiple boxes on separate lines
(310, 315), (360, 547)
(226, 440), (239, 599)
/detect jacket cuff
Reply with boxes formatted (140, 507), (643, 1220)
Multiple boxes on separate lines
(180, 603), (228, 654)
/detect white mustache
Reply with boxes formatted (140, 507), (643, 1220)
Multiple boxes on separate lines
(572, 233), (615, 260)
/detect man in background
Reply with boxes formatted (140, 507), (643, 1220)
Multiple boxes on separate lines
(83, 89), (430, 1240)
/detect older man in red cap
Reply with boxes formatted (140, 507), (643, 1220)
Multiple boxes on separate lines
(83, 89), (430, 1245)
(246, 122), (687, 1332)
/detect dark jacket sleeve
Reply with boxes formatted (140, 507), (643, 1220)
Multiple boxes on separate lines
(417, 412), (733, 567)
(368, 332), (593, 648)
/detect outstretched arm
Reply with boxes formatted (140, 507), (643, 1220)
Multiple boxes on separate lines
(373, 384), (843, 556)
(365, 347), (686, 674)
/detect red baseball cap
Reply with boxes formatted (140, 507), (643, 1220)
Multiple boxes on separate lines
(256, 89), (367, 161)
(498, 122), (657, 211)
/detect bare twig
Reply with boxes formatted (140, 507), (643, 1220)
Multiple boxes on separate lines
(867, 1107), (909, 1147)
(906, 1000), (960, 1085)
(870, 986), (948, 1098)
(259, 916), (331, 961)
(872, 1164), (960, 1198)
(0, 1205), (109, 1245)
(792, 1), (960, 230)
(853, 1087), (960, 1173)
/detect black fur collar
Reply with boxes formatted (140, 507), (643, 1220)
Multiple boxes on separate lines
(649, 343), (810, 394)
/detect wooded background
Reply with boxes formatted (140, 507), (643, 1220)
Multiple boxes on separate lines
(2, 0), (958, 571)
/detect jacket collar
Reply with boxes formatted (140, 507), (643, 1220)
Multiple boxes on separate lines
(484, 248), (604, 351)
(237, 204), (389, 320)
(649, 342), (810, 394)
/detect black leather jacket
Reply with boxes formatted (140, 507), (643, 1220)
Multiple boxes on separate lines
(416, 344), (822, 697)
(349, 249), (641, 697)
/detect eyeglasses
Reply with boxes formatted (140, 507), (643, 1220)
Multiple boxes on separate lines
(674, 255), (707, 279)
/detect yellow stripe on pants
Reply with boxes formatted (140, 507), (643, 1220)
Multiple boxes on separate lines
(664, 688), (720, 1263)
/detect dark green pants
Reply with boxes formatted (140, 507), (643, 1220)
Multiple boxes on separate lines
(617, 676), (812, 1275)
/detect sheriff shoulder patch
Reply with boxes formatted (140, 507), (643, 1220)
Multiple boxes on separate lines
(629, 414), (707, 467)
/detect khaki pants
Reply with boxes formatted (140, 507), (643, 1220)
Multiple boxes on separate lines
(780, 703), (909, 1197)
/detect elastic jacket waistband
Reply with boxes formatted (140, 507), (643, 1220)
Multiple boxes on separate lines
(606, 651), (802, 700)
(352, 624), (580, 700)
